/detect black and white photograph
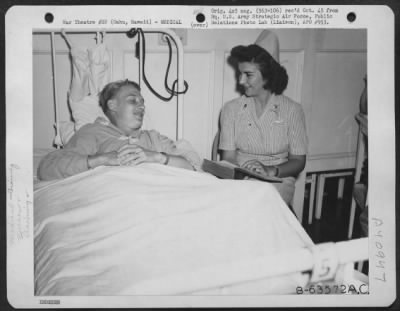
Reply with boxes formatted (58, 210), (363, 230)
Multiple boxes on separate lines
(6, 5), (396, 308)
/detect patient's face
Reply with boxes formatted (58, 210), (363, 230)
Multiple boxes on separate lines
(113, 85), (145, 132)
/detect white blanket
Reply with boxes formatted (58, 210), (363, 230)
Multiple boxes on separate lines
(34, 164), (313, 295)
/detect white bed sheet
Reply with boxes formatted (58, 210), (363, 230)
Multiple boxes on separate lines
(34, 164), (313, 295)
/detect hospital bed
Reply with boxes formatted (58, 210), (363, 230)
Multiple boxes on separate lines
(33, 28), (368, 296)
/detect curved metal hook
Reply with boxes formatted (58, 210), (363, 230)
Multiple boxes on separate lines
(60, 28), (72, 49)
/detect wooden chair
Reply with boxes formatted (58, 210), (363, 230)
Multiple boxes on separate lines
(309, 170), (353, 225)
(211, 131), (220, 161)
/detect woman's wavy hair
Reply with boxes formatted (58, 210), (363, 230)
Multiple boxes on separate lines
(99, 79), (141, 113)
(229, 44), (288, 95)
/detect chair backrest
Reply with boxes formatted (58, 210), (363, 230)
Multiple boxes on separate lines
(292, 170), (306, 222)
(211, 131), (220, 161)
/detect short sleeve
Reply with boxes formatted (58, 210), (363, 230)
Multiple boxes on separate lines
(219, 102), (236, 151)
(288, 103), (308, 155)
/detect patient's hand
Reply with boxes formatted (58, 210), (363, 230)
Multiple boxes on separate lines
(118, 144), (164, 166)
(88, 145), (165, 168)
(87, 151), (120, 168)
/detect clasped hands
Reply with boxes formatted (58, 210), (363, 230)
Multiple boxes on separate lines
(104, 140), (166, 166)
(241, 160), (278, 177)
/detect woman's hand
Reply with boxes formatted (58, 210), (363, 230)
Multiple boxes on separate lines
(242, 160), (277, 177)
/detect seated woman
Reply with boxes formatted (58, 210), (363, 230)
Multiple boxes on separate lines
(219, 44), (308, 204)
(38, 80), (198, 181)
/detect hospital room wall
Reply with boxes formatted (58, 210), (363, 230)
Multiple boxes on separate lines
(33, 29), (366, 172)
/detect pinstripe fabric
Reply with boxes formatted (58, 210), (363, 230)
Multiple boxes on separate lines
(219, 94), (308, 167)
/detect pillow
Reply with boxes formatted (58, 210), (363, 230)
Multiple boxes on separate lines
(53, 121), (76, 147)
(69, 94), (106, 131)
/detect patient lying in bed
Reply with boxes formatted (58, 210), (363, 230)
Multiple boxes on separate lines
(38, 80), (201, 181)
